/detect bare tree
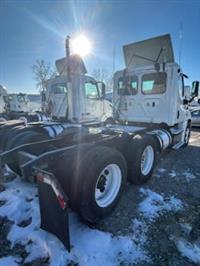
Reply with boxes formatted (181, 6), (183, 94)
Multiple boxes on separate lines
(92, 68), (113, 91)
(32, 60), (57, 93)
(92, 68), (109, 82)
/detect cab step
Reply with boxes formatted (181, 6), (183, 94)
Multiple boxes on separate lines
(172, 141), (185, 150)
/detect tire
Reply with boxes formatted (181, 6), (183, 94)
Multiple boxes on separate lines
(104, 117), (115, 125)
(3, 126), (26, 151)
(69, 146), (127, 223)
(127, 134), (157, 185)
(0, 116), (7, 122)
(183, 122), (191, 147)
(6, 131), (52, 175)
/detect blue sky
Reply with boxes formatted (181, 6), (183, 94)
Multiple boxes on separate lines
(0, 0), (200, 93)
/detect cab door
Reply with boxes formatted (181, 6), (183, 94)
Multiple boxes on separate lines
(48, 83), (68, 119)
(82, 77), (104, 121)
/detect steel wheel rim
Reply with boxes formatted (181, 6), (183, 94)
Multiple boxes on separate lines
(141, 145), (154, 176)
(95, 164), (122, 208)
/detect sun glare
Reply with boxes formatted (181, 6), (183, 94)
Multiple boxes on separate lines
(72, 34), (92, 57)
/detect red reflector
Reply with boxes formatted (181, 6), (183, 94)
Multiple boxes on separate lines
(57, 195), (66, 209)
(37, 174), (44, 182)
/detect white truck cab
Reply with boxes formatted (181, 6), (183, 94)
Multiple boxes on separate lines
(114, 62), (191, 126)
(113, 35), (195, 139)
(4, 93), (30, 113)
(44, 54), (112, 123)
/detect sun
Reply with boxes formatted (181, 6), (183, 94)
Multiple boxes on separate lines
(72, 34), (92, 57)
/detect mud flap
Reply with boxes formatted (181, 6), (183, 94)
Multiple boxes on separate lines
(36, 169), (71, 252)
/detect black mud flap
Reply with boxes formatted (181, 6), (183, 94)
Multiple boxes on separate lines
(36, 169), (71, 252)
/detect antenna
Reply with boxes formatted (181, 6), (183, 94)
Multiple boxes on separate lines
(179, 22), (183, 66)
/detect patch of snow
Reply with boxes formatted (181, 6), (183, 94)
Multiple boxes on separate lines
(138, 188), (183, 221)
(157, 168), (166, 173)
(132, 219), (148, 246)
(182, 170), (196, 182)
(0, 256), (20, 266)
(176, 239), (200, 264)
(0, 177), (148, 266)
(168, 170), (176, 178)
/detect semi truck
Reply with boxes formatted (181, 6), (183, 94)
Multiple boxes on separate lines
(0, 34), (199, 251)
(0, 90), (47, 123)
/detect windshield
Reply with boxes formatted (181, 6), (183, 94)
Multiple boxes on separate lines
(118, 75), (138, 95)
(17, 95), (26, 102)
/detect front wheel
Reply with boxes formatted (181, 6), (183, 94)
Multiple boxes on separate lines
(127, 135), (157, 185)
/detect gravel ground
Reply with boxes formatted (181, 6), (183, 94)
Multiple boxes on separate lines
(97, 129), (200, 265)
(0, 129), (200, 265)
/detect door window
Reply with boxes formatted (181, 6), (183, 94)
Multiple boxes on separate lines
(118, 75), (138, 95)
(53, 84), (68, 94)
(85, 82), (99, 99)
(142, 72), (167, 95)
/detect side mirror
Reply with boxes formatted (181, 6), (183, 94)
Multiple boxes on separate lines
(184, 85), (191, 100)
(191, 81), (200, 98)
(97, 82), (106, 99)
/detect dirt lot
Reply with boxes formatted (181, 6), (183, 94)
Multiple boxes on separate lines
(0, 128), (200, 265)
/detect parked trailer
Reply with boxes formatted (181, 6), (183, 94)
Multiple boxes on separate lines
(0, 34), (199, 251)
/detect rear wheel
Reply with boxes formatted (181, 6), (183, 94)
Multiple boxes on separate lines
(0, 117), (7, 122)
(69, 146), (127, 223)
(127, 135), (156, 185)
(6, 131), (51, 175)
(4, 126), (28, 151)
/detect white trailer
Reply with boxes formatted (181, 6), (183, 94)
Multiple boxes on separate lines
(0, 34), (199, 251)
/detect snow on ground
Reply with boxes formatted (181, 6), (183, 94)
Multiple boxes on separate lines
(157, 168), (167, 174)
(0, 175), (186, 265)
(174, 238), (200, 264)
(168, 169), (196, 182)
(0, 256), (20, 266)
(182, 170), (196, 182)
(132, 219), (148, 247)
(138, 188), (183, 221)
(0, 177), (148, 266)
(168, 170), (176, 178)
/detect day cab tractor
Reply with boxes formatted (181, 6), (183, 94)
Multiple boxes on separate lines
(0, 91), (47, 124)
(0, 34), (199, 251)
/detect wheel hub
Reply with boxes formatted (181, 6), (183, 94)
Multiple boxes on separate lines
(97, 175), (107, 192)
